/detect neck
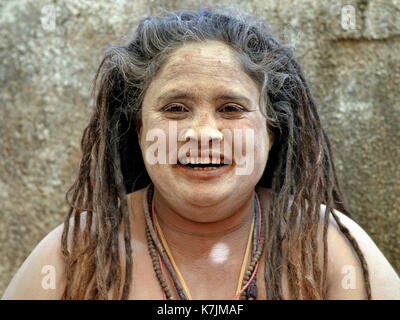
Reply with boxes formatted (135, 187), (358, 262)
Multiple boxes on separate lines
(151, 186), (256, 262)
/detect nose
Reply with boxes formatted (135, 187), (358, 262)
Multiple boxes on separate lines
(181, 113), (223, 146)
(177, 111), (229, 163)
(182, 126), (223, 143)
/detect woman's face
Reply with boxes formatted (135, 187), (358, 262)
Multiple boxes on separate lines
(139, 40), (273, 218)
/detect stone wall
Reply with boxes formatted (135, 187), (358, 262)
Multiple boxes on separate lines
(1, 0), (399, 297)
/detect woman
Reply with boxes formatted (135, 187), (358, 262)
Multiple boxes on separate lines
(2, 7), (400, 300)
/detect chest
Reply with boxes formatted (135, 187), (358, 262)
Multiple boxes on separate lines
(125, 236), (291, 300)
(122, 190), (291, 300)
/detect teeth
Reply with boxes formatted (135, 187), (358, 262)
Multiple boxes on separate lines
(191, 166), (219, 170)
(180, 157), (222, 164)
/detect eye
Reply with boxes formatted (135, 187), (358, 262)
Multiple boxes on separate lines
(218, 104), (246, 117)
(162, 104), (188, 113)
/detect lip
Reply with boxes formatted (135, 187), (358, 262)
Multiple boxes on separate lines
(173, 163), (234, 180)
(178, 152), (232, 165)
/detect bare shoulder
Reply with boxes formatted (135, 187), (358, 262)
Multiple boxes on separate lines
(256, 188), (400, 299)
(1, 212), (95, 300)
(1, 222), (66, 300)
(321, 205), (400, 299)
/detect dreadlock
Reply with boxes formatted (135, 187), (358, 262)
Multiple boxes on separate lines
(61, 6), (371, 299)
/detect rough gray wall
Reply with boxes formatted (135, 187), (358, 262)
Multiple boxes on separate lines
(0, 0), (399, 297)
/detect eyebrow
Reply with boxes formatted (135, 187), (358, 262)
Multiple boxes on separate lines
(156, 89), (252, 106)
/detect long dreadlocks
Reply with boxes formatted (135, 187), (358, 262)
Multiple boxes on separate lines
(61, 7), (371, 299)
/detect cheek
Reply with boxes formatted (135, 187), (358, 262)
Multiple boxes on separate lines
(139, 118), (166, 168)
(221, 119), (267, 176)
(234, 120), (268, 154)
(139, 117), (187, 168)
(139, 114), (167, 146)
(246, 120), (269, 175)
(257, 124), (270, 154)
(258, 125), (271, 164)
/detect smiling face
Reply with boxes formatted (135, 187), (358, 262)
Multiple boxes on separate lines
(138, 40), (273, 216)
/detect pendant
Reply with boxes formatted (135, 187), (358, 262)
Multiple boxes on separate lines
(247, 281), (257, 300)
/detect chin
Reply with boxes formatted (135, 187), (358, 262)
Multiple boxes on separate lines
(179, 183), (237, 207)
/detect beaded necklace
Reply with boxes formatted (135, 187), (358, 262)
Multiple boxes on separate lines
(143, 184), (266, 300)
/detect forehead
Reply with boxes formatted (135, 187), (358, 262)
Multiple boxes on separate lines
(161, 41), (242, 77)
(145, 40), (259, 100)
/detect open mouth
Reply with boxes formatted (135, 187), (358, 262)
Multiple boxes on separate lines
(178, 161), (227, 170)
(177, 157), (231, 171)
(174, 156), (233, 179)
